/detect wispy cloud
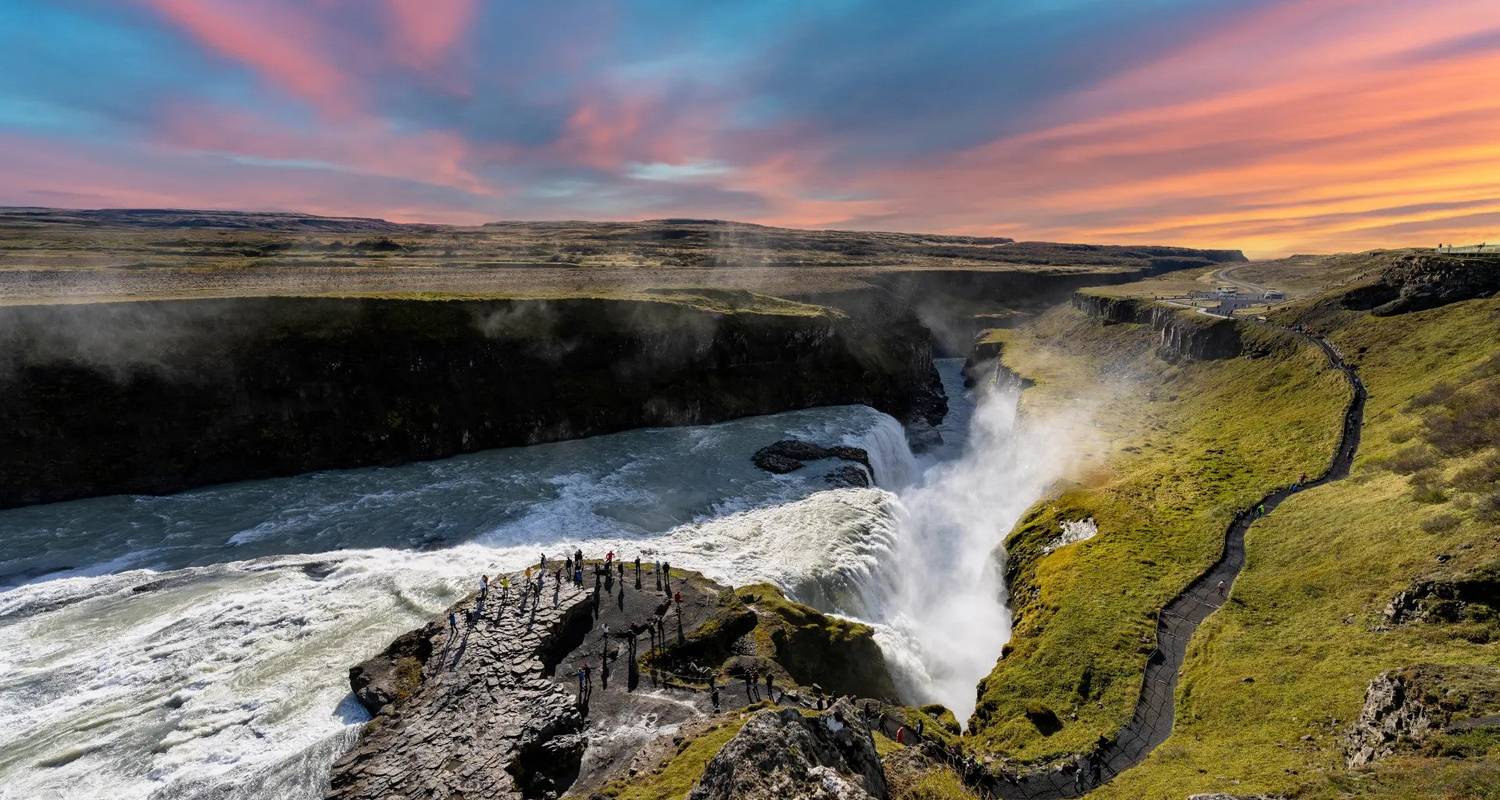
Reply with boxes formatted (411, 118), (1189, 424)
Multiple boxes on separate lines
(0, 0), (1496, 254)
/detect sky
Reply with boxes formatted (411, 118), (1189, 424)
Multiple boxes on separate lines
(1, 0), (1498, 256)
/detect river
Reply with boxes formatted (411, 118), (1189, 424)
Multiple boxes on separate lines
(0, 359), (1078, 799)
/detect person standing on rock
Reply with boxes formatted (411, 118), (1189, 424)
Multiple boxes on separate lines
(654, 561), (662, 591)
(565, 555), (573, 576)
(764, 672), (775, 703)
(745, 671), (757, 702)
(1216, 579), (1227, 598)
(448, 610), (459, 634)
(711, 684), (721, 712)
(479, 574), (489, 601)
(500, 574), (511, 602)
(539, 553), (546, 572)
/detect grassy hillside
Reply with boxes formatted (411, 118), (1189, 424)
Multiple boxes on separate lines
(976, 260), (1499, 797)
(1086, 292), (1500, 799)
(967, 304), (1349, 761)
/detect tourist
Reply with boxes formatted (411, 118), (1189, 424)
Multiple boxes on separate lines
(634, 555), (641, 576)
(565, 555), (573, 575)
(1216, 579), (1227, 598)
(448, 611), (459, 633)
(654, 561), (662, 590)
(479, 574), (489, 600)
(745, 670), (757, 701)
(764, 672), (774, 702)
(500, 574), (511, 602)
(606, 550), (614, 566)
(574, 565), (583, 587)
(1256, 503), (1266, 517)
(711, 684), (721, 712)
(617, 561), (624, 581)
(539, 553), (546, 571)
(673, 590), (682, 607)
(577, 667), (586, 698)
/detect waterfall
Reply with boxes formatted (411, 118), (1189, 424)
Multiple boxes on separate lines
(846, 413), (920, 489)
(838, 379), (1086, 721)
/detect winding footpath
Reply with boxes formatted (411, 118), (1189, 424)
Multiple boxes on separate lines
(987, 332), (1367, 799)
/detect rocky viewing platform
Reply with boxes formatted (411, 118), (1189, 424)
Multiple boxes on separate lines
(326, 559), (904, 799)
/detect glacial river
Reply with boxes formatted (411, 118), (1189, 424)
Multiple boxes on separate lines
(0, 360), (1079, 799)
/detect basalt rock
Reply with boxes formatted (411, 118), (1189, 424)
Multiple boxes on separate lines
(0, 295), (941, 509)
(688, 700), (888, 800)
(1071, 294), (1242, 361)
(752, 440), (873, 478)
(1384, 562), (1500, 626)
(1340, 253), (1500, 316)
(825, 465), (872, 488)
(1343, 664), (1500, 767)
(326, 581), (597, 800)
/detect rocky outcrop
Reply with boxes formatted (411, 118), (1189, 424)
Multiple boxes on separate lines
(1340, 253), (1500, 316)
(688, 700), (888, 800)
(0, 296), (943, 508)
(1071, 294), (1242, 360)
(1343, 665), (1500, 767)
(326, 583), (596, 800)
(1384, 562), (1500, 626)
(752, 440), (873, 477)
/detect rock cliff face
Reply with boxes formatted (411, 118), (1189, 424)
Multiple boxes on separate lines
(1070, 294), (1242, 360)
(0, 295), (944, 508)
(1340, 253), (1500, 316)
(688, 700), (888, 800)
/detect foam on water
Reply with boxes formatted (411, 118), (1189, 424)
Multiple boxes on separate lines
(0, 360), (1086, 797)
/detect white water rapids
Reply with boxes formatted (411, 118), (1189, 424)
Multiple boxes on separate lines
(0, 360), (1084, 799)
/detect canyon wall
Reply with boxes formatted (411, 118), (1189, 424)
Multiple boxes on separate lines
(0, 296), (944, 508)
(1070, 293), (1243, 360)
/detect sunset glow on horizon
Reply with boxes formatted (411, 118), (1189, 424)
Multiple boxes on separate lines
(3, 0), (1499, 256)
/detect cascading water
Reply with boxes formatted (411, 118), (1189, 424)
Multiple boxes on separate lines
(791, 361), (1084, 721)
(0, 360), (1084, 798)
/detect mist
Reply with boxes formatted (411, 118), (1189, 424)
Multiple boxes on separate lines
(868, 376), (1093, 721)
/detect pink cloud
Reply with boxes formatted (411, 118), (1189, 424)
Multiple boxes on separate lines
(141, 0), (357, 116)
(152, 102), (503, 199)
(385, 0), (476, 67)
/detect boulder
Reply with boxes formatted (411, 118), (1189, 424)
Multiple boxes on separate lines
(904, 419), (943, 453)
(825, 465), (872, 488)
(752, 440), (872, 477)
(688, 700), (888, 800)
